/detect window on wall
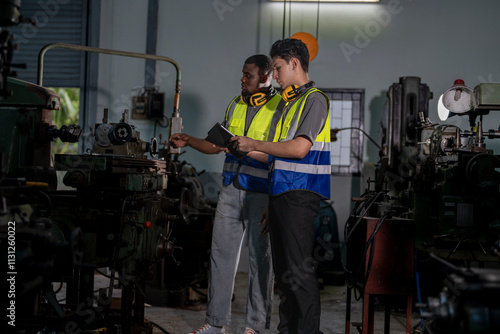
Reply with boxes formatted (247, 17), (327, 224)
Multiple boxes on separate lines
(50, 87), (80, 155)
(321, 88), (365, 175)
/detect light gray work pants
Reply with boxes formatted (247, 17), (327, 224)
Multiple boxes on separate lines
(206, 183), (273, 331)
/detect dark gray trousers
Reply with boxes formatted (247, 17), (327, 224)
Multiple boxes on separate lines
(269, 190), (322, 334)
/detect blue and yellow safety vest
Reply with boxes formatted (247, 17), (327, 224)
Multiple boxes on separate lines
(269, 88), (331, 198)
(222, 94), (282, 193)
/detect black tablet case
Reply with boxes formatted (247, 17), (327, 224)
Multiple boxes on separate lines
(205, 123), (234, 147)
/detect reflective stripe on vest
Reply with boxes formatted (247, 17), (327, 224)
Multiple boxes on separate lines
(270, 88), (331, 198)
(222, 93), (282, 192)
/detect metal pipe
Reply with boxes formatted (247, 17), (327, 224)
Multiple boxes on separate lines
(37, 43), (182, 115)
(387, 87), (394, 167)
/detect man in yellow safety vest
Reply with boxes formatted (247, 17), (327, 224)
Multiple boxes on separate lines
(170, 54), (284, 334)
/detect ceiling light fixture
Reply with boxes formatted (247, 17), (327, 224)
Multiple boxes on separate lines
(271, 0), (380, 3)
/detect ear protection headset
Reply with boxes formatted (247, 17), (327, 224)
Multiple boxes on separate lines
(241, 86), (277, 107)
(282, 81), (315, 102)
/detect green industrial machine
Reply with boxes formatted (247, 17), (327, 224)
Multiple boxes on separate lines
(0, 76), (85, 333)
(0, 42), (215, 333)
(0, 77), (80, 187)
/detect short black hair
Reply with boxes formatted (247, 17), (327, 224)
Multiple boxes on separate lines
(245, 54), (273, 76)
(270, 38), (309, 73)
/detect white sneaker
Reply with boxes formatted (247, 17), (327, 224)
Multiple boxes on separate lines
(189, 324), (226, 334)
(243, 328), (258, 334)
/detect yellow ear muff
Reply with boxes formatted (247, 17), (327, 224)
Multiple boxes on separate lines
(282, 85), (300, 102)
(282, 82), (315, 102)
(248, 92), (267, 106)
(241, 91), (268, 106)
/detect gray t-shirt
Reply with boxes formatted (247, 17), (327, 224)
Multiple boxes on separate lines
(287, 91), (328, 143)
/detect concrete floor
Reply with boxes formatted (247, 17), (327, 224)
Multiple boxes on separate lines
(145, 272), (421, 334)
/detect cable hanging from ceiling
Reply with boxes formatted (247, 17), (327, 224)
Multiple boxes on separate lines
(282, 0), (320, 61)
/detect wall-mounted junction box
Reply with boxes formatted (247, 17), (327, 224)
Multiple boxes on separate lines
(132, 91), (164, 120)
(148, 92), (165, 120)
(132, 95), (148, 120)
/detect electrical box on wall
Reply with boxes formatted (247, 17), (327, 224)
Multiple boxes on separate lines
(131, 89), (165, 120)
(132, 95), (148, 120)
(148, 92), (164, 120)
